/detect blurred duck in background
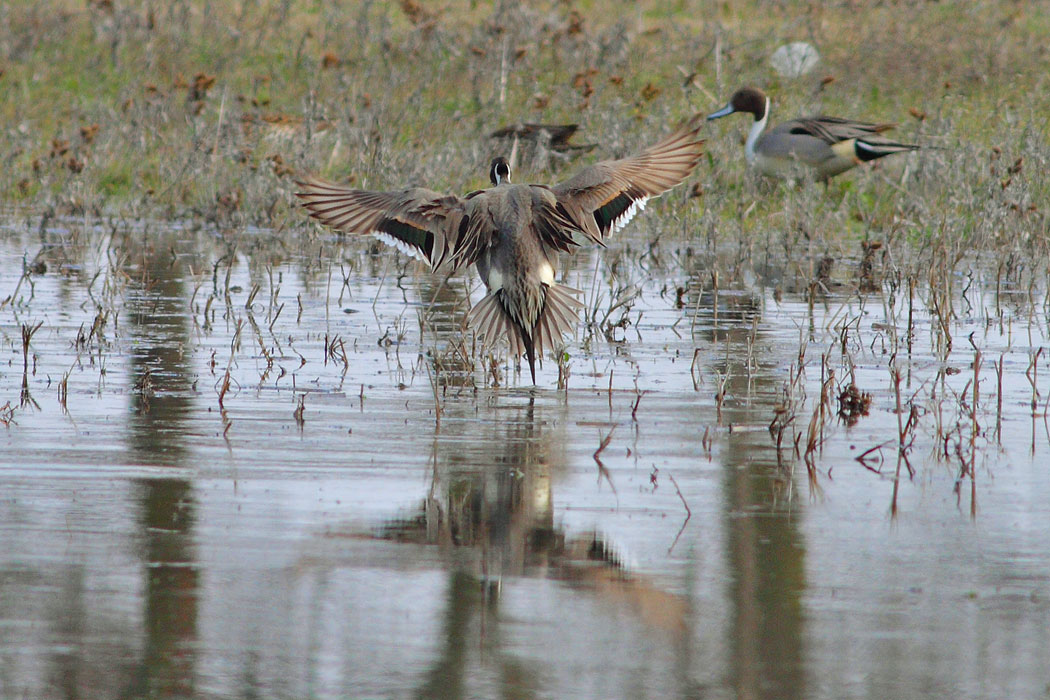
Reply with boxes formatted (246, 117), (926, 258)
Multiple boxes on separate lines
(708, 86), (919, 181)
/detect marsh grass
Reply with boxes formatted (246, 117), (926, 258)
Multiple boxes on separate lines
(1, 1), (1045, 248)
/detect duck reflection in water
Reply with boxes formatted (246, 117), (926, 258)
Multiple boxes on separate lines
(376, 398), (688, 632)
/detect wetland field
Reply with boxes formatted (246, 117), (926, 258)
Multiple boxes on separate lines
(2, 2), (1050, 698)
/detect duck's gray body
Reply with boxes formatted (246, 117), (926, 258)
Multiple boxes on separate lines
(467, 182), (580, 366)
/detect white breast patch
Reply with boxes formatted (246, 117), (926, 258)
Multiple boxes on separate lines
(487, 267), (504, 291)
(538, 260), (554, 286)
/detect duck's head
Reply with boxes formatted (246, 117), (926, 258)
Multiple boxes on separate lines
(489, 156), (512, 186)
(707, 86), (769, 123)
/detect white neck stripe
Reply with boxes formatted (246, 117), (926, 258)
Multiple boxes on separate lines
(745, 100), (769, 164)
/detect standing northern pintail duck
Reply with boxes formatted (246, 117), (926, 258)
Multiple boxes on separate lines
(707, 86), (918, 181)
(296, 114), (704, 383)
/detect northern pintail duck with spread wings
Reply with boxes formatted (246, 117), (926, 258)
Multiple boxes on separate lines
(297, 114), (705, 383)
(707, 86), (918, 181)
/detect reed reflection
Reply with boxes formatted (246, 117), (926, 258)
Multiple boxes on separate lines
(684, 277), (807, 700)
(121, 234), (200, 699)
(415, 273), (477, 388)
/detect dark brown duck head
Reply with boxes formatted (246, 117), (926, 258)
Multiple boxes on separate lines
(707, 86), (770, 122)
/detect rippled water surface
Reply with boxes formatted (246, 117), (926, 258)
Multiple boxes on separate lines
(2, 216), (1049, 699)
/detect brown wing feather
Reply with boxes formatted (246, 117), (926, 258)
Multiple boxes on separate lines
(449, 195), (498, 270)
(551, 113), (705, 243)
(777, 117), (897, 145)
(296, 177), (466, 270)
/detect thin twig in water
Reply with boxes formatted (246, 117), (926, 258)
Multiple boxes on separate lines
(593, 430), (617, 496)
(968, 334), (981, 519)
(631, 389), (647, 422)
(855, 439), (895, 473)
(666, 471), (691, 554)
(667, 472), (691, 518)
(425, 359), (442, 427)
(994, 354), (1004, 444)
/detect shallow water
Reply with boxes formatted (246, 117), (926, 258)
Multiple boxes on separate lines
(1, 216), (1049, 699)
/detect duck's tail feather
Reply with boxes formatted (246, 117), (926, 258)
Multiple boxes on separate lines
(855, 139), (920, 162)
(467, 283), (584, 376)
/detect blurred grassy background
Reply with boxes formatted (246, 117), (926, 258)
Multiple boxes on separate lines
(1, 0), (1047, 261)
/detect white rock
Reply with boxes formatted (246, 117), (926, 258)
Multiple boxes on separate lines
(770, 42), (820, 78)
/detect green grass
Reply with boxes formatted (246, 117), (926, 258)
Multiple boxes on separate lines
(0, 0), (1046, 270)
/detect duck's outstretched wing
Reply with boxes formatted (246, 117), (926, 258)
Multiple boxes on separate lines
(296, 177), (467, 270)
(550, 113), (705, 245)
